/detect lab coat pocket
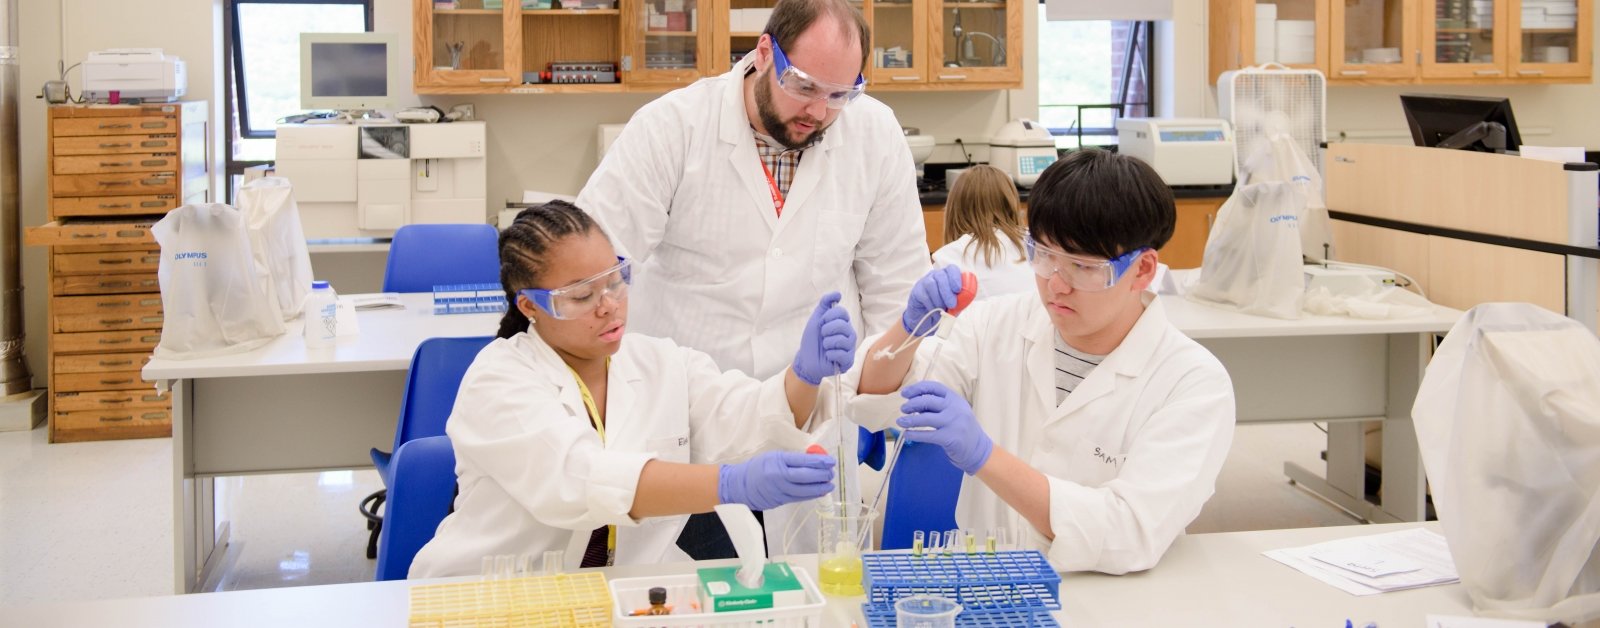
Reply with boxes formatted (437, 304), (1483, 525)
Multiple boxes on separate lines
(646, 434), (691, 464)
(1066, 440), (1127, 488)
(812, 210), (868, 289)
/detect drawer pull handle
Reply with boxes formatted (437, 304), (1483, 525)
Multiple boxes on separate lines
(100, 161), (134, 168)
(140, 316), (162, 323)
(98, 142), (133, 149)
(139, 178), (165, 186)
(141, 280), (158, 287)
(141, 395), (165, 402)
(100, 397), (135, 405)
(140, 160), (166, 167)
(97, 337), (133, 345)
(139, 122), (167, 129)
(140, 140), (169, 148)
(140, 200), (167, 208)
(99, 203), (133, 209)
(98, 123), (133, 130)
(140, 256), (159, 264)
(71, 233), (105, 239)
(99, 379), (134, 386)
(98, 360), (135, 367)
(99, 181), (133, 187)
(98, 301), (133, 308)
(142, 412), (166, 420)
(115, 230), (145, 238)
(99, 258), (133, 265)
(140, 335), (161, 343)
(139, 298), (161, 306)
(100, 415), (134, 422)
(101, 318), (134, 325)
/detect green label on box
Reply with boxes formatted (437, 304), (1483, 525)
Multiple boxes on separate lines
(697, 562), (806, 613)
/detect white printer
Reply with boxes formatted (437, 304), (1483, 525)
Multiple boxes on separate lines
(83, 49), (186, 102)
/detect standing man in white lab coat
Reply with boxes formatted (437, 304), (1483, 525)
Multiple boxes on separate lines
(577, 0), (929, 557)
(852, 149), (1237, 574)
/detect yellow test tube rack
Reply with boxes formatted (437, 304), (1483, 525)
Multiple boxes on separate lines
(409, 571), (614, 628)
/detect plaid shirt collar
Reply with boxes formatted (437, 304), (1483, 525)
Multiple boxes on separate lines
(752, 128), (818, 200)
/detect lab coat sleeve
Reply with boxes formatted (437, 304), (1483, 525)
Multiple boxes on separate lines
(446, 366), (653, 531)
(850, 118), (932, 338)
(679, 345), (813, 464)
(575, 102), (685, 263)
(1043, 363), (1236, 574)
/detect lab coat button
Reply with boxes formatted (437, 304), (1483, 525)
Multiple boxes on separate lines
(771, 248), (783, 259)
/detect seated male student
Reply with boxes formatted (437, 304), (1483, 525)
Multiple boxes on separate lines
(846, 149), (1237, 574)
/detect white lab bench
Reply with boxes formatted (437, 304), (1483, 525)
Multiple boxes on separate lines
(143, 292), (1460, 594)
(2, 522), (1474, 627)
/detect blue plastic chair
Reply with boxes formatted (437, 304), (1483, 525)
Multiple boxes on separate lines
(880, 439), (963, 550)
(360, 335), (493, 558)
(382, 223), (501, 293)
(375, 435), (458, 580)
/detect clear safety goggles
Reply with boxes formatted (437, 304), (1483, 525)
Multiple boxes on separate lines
(770, 37), (865, 110)
(519, 256), (632, 320)
(1024, 235), (1147, 292)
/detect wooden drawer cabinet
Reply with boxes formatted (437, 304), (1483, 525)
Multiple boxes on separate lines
(25, 102), (209, 442)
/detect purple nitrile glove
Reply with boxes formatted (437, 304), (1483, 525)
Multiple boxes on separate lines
(897, 380), (993, 475)
(902, 266), (962, 337)
(792, 291), (858, 385)
(717, 450), (837, 511)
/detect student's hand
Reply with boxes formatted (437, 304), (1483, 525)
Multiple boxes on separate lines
(897, 380), (993, 475)
(718, 451), (837, 511)
(792, 291), (857, 385)
(902, 266), (963, 337)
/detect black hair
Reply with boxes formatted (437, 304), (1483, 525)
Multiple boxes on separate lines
(1025, 149), (1176, 260)
(496, 200), (601, 339)
(762, 0), (870, 72)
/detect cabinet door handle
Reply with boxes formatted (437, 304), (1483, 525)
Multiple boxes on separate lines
(99, 161), (133, 168)
(97, 337), (133, 345)
(98, 123), (133, 130)
(140, 140), (170, 148)
(115, 230), (146, 238)
(98, 180), (132, 187)
(98, 142), (133, 149)
(99, 397), (135, 405)
(97, 300), (133, 308)
(1339, 70), (1368, 76)
(71, 233), (105, 239)
(139, 159), (167, 167)
(1519, 69), (1546, 76)
(139, 121), (167, 129)
(98, 258), (133, 265)
(100, 318), (134, 325)
(98, 379), (134, 386)
(100, 415), (134, 422)
(938, 74), (968, 80)
(99, 203), (133, 210)
(891, 76), (918, 81)
(478, 77), (512, 83)
(1474, 69), (1503, 76)
(98, 359), (135, 368)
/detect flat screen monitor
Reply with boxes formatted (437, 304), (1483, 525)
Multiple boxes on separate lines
(300, 32), (399, 112)
(1400, 94), (1521, 154)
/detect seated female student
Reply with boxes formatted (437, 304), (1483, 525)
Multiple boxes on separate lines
(847, 150), (1236, 575)
(931, 164), (1034, 300)
(409, 200), (856, 577)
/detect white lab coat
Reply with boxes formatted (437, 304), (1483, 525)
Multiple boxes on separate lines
(931, 233), (1036, 301)
(841, 291), (1236, 574)
(407, 332), (814, 578)
(576, 52), (930, 379)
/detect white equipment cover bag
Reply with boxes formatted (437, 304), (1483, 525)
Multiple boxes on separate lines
(1412, 303), (1600, 623)
(1188, 131), (1315, 319)
(152, 203), (286, 359)
(239, 177), (313, 320)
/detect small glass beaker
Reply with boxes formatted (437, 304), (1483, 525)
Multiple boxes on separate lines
(817, 502), (877, 596)
(895, 595), (962, 628)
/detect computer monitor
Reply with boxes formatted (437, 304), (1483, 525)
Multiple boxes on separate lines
(1400, 94), (1521, 154)
(299, 32), (400, 112)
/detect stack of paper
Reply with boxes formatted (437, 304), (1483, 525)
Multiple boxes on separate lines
(1263, 528), (1459, 596)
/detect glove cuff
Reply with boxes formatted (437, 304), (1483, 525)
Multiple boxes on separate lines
(716, 464), (736, 505)
(962, 438), (995, 475)
(791, 362), (823, 386)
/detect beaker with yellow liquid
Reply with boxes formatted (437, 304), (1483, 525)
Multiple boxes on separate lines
(816, 502), (876, 596)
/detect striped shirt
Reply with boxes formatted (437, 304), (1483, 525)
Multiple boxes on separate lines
(752, 129), (815, 209)
(1055, 334), (1105, 404)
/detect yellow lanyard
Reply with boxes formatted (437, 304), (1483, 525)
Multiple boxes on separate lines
(567, 359), (616, 559)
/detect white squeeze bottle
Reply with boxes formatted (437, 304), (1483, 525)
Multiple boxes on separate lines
(304, 280), (338, 349)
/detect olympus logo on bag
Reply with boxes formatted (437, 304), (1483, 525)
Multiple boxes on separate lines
(174, 251), (208, 260)
(1268, 215), (1299, 225)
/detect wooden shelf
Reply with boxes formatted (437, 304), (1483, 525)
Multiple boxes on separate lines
(1522, 28), (1577, 33)
(523, 8), (621, 15)
(435, 8), (503, 15)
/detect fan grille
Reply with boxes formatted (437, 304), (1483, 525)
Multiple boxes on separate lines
(1223, 69), (1326, 176)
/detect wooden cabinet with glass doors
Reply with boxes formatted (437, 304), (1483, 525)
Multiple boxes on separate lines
(1210, 0), (1589, 84)
(414, 0), (628, 94)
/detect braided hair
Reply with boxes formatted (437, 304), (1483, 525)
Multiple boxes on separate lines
(496, 200), (602, 339)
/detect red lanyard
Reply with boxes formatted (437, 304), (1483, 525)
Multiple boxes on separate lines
(758, 158), (785, 217)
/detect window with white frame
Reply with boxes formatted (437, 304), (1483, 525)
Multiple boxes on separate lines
(1035, 5), (1152, 149)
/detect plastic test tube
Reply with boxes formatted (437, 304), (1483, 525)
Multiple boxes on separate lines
(945, 529), (959, 555)
(964, 530), (976, 554)
(927, 531), (942, 556)
(912, 530), (925, 557)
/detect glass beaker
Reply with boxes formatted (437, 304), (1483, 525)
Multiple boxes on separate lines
(817, 502), (876, 596)
(895, 595), (962, 628)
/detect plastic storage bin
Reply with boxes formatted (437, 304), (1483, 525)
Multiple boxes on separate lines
(408, 571), (614, 627)
(609, 566), (826, 627)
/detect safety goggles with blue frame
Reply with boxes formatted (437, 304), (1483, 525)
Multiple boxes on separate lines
(769, 36), (866, 110)
(519, 256), (632, 320)
(1024, 235), (1148, 292)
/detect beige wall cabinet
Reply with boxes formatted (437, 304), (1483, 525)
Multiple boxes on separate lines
(1210, 0), (1591, 84)
(24, 103), (210, 443)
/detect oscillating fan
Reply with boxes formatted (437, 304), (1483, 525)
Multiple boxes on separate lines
(1217, 63), (1326, 175)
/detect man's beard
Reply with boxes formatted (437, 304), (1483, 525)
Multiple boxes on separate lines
(756, 68), (826, 150)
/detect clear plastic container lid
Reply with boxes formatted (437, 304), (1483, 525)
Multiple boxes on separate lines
(312, 280), (331, 290)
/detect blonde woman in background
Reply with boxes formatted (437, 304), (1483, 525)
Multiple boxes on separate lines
(932, 164), (1035, 300)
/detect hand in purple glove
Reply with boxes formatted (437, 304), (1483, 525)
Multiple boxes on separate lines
(897, 380), (993, 475)
(902, 266), (962, 337)
(718, 450), (837, 511)
(792, 291), (858, 385)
